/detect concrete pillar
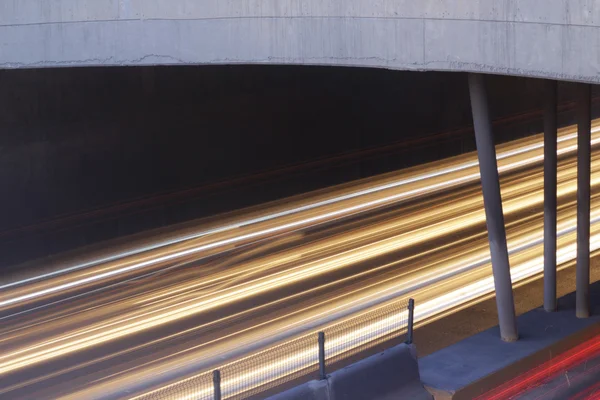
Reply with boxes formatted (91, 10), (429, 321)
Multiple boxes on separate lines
(544, 80), (558, 312)
(468, 73), (518, 342)
(576, 83), (592, 318)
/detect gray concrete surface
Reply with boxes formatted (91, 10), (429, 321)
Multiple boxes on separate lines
(267, 343), (431, 400)
(1, 1), (600, 83)
(266, 379), (330, 400)
(419, 276), (600, 400)
(328, 343), (431, 400)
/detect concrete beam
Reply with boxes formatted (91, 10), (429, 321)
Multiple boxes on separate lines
(1, 1), (600, 83)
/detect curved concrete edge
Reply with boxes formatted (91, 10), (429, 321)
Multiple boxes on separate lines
(266, 343), (432, 400)
(1, 0), (600, 83)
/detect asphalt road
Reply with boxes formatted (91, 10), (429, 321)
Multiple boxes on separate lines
(1, 122), (600, 399)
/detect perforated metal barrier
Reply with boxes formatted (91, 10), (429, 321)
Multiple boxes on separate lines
(134, 298), (412, 400)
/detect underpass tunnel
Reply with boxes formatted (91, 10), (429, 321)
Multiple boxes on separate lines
(1, 65), (599, 270)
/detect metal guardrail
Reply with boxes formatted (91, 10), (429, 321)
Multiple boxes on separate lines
(136, 298), (414, 400)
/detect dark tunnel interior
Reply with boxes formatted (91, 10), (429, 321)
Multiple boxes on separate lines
(1, 65), (598, 269)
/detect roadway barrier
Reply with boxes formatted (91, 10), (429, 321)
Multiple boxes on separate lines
(188, 299), (416, 400)
(267, 343), (432, 400)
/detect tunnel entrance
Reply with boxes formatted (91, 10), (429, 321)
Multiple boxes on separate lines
(1, 65), (597, 269)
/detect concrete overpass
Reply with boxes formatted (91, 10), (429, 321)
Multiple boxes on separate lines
(1, 0), (600, 84)
(1, 1), (600, 397)
(1, 0), (598, 339)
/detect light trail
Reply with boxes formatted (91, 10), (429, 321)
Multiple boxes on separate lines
(2, 123), (598, 315)
(1, 121), (599, 399)
(125, 207), (600, 400)
(3, 122), (590, 293)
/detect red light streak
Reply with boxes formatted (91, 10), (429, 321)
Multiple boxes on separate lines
(570, 380), (600, 400)
(476, 334), (600, 400)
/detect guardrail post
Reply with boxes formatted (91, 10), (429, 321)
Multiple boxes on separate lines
(318, 331), (326, 380)
(406, 298), (415, 344)
(213, 369), (222, 400)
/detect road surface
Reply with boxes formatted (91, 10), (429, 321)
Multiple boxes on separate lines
(1, 121), (600, 399)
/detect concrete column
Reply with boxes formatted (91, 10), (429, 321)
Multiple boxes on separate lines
(544, 80), (558, 312)
(468, 73), (518, 342)
(576, 83), (592, 318)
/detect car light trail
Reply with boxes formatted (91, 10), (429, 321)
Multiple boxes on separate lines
(476, 334), (600, 399)
(3, 123), (599, 315)
(1, 121), (600, 399)
(126, 212), (600, 400)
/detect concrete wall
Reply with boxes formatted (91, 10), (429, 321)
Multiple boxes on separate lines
(1, 0), (599, 83)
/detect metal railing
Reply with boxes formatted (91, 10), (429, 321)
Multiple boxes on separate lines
(136, 298), (415, 400)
